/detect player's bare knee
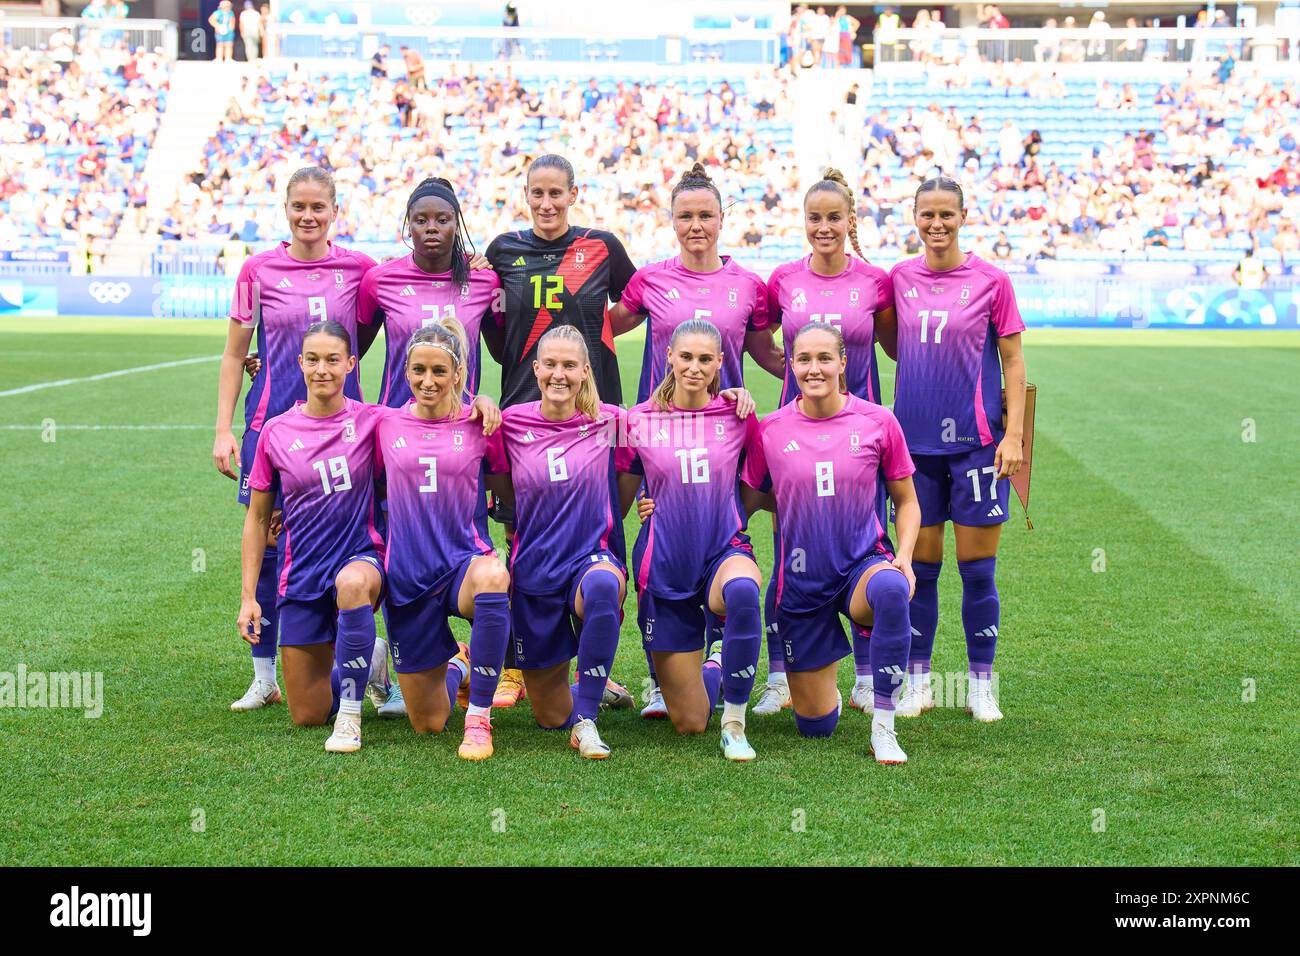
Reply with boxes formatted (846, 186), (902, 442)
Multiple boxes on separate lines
(672, 712), (708, 735)
(334, 568), (372, 606)
(474, 559), (510, 594)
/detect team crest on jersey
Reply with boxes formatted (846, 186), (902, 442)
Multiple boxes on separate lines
(579, 423), (590, 435)
(342, 419), (356, 443)
(543, 254), (557, 261)
(791, 289), (808, 311)
(459, 283), (470, 298)
(931, 285), (944, 294)
(432, 280), (446, 289)
(422, 432), (436, 440)
(452, 431), (465, 450)
(728, 288), (739, 307)
(306, 272), (321, 282)
(820, 289), (835, 297)
(850, 431), (862, 454)
(697, 287), (711, 296)
(960, 284), (972, 304)
(715, 422), (726, 439)
(575, 251), (585, 267)
(334, 270), (345, 288)
(849, 288), (860, 303)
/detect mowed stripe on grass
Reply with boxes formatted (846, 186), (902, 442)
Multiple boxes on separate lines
(0, 320), (1296, 866)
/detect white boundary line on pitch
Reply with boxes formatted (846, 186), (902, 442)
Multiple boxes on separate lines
(0, 355), (221, 398)
(0, 424), (210, 431)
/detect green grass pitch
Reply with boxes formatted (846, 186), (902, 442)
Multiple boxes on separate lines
(1, 317), (1297, 866)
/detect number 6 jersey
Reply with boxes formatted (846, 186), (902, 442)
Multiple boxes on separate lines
(889, 254), (1025, 455)
(740, 395), (914, 613)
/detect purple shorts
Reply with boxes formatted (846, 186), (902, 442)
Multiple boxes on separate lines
(237, 426), (283, 510)
(510, 551), (624, 671)
(638, 546), (756, 654)
(912, 444), (1010, 527)
(774, 552), (893, 672)
(385, 558), (476, 674)
(276, 552), (385, 646)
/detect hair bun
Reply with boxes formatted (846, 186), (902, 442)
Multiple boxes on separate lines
(822, 167), (849, 187)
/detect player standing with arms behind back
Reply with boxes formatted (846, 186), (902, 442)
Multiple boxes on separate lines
(757, 168), (895, 717)
(878, 176), (1027, 722)
(213, 167), (377, 714)
(484, 154), (638, 710)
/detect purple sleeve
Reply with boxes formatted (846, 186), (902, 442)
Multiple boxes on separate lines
(484, 429), (508, 474)
(230, 256), (256, 325)
(248, 424), (274, 490)
(357, 267), (382, 327)
(739, 420), (769, 489)
(992, 272), (1026, 337)
(880, 412), (916, 481)
(621, 267), (647, 315)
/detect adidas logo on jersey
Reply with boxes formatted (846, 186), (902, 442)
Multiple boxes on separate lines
(975, 626), (999, 639)
(276, 277), (292, 289)
(286, 438), (304, 452)
(341, 656), (368, 670)
(666, 287), (681, 299)
(783, 440), (800, 452)
(399, 285), (415, 297)
(513, 256), (526, 266)
(521, 430), (537, 442)
(582, 665), (608, 679)
(987, 505), (1005, 518)
(792, 289), (808, 309)
(904, 286), (919, 299)
(652, 428), (670, 443)
(391, 436), (407, 449)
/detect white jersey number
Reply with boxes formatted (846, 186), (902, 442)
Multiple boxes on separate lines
(917, 309), (949, 344)
(308, 296), (328, 322)
(418, 456), (438, 493)
(311, 455), (352, 495)
(546, 447), (569, 482)
(422, 303), (457, 325)
(809, 313), (843, 330)
(965, 465), (998, 502)
(815, 461), (835, 497)
(674, 447), (710, 484)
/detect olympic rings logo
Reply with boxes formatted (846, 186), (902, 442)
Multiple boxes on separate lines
(404, 5), (441, 27)
(88, 281), (132, 304)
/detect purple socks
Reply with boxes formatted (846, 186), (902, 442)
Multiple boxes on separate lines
(794, 703), (840, 737)
(907, 559), (942, 672)
(334, 606), (375, 706)
(572, 569), (621, 722)
(866, 569), (911, 711)
(444, 655), (466, 709)
(958, 557), (999, 675)
(852, 625), (871, 678)
(468, 593), (510, 708)
(764, 576), (785, 676)
(721, 578), (761, 705)
(252, 546), (279, 661)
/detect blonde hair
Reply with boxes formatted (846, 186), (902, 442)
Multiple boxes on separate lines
(536, 324), (599, 420)
(286, 166), (337, 204)
(406, 317), (470, 407)
(806, 168), (865, 263)
(792, 321), (848, 394)
(652, 319), (723, 411)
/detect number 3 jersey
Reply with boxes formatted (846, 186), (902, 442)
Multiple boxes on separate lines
(231, 242), (376, 431)
(622, 397), (759, 598)
(357, 255), (503, 407)
(740, 395), (914, 613)
(889, 254), (1025, 455)
(248, 398), (385, 600)
(498, 401), (632, 594)
(374, 402), (507, 606)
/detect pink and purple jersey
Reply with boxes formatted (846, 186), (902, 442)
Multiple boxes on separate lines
(621, 256), (770, 402)
(358, 255), (503, 407)
(232, 242), (377, 431)
(740, 395), (914, 613)
(889, 254), (1025, 455)
(248, 398), (385, 600)
(622, 396), (759, 599)
(767, 255), (892, 406)
(499, 402), (632, 595)
(374, 401), (506, 606)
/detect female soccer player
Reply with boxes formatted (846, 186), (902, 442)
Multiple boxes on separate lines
(756, 168), (896, 717)
(622, 320), (764, 760)
(484, 153), (638, 709)
(877, 176), (1027, 722)
(375, 320), (511, 760)
(237, 321), (386, 753)
(606, 162), (782, 717)
(740, 323), (920, 763)
(214, 166), (378, 714)
(494, 325), (644, 758)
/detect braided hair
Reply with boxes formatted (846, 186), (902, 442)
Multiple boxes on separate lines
(403, 177), (475, 287)
(805, 167), (865, 262)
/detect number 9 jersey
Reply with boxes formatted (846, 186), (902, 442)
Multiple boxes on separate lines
(888, 254), (1025, 455)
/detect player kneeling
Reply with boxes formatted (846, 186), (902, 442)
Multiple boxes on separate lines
(375, 320), (511, 759)
(739, 324), (921, 764)
(237, 322), (386, 753)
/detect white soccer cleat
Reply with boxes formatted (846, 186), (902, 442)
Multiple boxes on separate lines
(601, 678), (635, 710)
(569, 717), (611, 759)
(896, 678), (934, 718)
(720, 725), (757, 762)
(848, 681), (874, 714)
(230, 678), (282, 712)
(377, 680), (407, 719)
(325, 712), (362, 753)
(751, 679), (792, 716)
(870, 721), (908, 765)
(640, 684), (669, 719)
(967, 681), (1003, 722)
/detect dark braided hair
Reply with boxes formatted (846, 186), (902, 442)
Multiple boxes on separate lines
(670, 161), (722, 209)
(403, 177), (475, 287)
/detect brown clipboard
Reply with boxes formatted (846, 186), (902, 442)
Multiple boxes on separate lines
(1002, 382), (1037, 529)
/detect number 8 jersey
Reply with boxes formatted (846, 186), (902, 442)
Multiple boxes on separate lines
(889, 254), (1025, 455)
(740, 395), (914, 613)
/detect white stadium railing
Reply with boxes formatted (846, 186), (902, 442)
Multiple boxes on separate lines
(0, 16), (179, 58)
